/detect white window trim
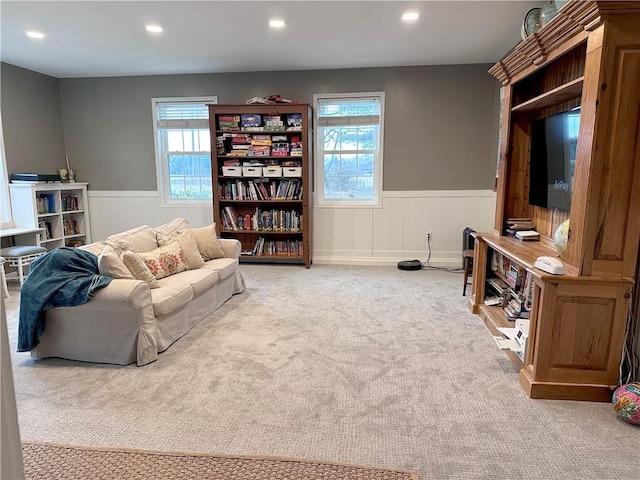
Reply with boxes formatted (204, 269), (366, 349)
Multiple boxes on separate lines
(0, 115), (15, 229)
(313, 92), (385, 208)
(151, 96), (218, 206)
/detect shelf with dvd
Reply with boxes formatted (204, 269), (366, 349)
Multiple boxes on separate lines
(209, 104), (312, 268)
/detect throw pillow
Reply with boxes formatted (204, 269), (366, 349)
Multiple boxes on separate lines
(186, 224), (225, 260)
(159, 229), (205, 269)
(98, 244), (134, 279)
(155, 218), (190, 246)
(137, 240), (189, 280)
(108, 226), (158, 253)
(121, 250), (160, 288)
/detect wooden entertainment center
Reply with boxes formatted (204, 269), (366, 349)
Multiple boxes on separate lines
(469, 1), (640, 401)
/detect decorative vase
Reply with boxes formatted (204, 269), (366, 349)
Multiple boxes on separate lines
(553, 219), (570, 259)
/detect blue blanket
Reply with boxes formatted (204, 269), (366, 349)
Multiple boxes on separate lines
(17, 247), (112, 352)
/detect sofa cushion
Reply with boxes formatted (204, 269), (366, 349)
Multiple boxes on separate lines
(78, 241), (106, 256)
(158, 229), (205, 270)
(186, 224), (225, 260)
(121, 250), (160, 288)
(155, 218), (190, 245)
(98, 244), (134, 279)
(202, 257), (238, 280)
(137, 241), (189, 280)
(107, 225), (158, 253)
(158, 269), (219, 297)
(149, 281), (194, 317)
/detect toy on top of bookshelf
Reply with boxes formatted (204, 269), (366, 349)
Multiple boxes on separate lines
(245, 95), (299, 105)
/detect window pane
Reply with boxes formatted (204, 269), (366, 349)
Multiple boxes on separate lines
(357, 153), (374, 175)
(168, 153), (211, 198)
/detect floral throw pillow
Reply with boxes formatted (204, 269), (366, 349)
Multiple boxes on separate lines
(137, 240), (188, 280)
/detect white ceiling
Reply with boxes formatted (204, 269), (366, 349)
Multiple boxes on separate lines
(1, 1), (542, 79)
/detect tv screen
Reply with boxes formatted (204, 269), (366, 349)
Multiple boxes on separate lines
(528, 109), (580, 212)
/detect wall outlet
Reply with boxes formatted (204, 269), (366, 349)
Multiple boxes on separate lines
(426, 231), (432, 241)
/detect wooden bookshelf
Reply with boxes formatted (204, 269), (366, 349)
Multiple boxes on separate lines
(209, 104), (312, 268)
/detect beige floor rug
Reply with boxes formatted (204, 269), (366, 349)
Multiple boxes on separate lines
(22, 441), (419, 480)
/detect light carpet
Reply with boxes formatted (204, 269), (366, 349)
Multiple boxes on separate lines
(5, 265), (640, 480)
(22, 441), (418, 479)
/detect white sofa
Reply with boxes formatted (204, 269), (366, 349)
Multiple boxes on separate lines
(31, 219), (245, 366)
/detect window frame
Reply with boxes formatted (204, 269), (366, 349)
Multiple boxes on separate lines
(0, 115), (14, 228)
(151, 96), (218, 206)
(313, 92), (385, 208)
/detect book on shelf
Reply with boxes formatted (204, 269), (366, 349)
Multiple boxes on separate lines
(286, 113), (303, 129)
(241, 114), (262, 128)
(222, 206), (239, 230)
(250, 237), (303, 256)
(263, 115), (285, 131)
(63, 218), (80, 236)
(37, 193), (56, 214)
(505, 217), (535, 231)
(61, 194), (79, 211)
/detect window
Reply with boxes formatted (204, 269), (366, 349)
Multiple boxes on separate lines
(314, 93), (384, 206)
(0, 115), (14, 228)
(152, 97), (218, 205)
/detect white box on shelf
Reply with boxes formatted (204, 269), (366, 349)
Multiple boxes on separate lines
(263, 166), (282, 177)
(282, 167), (302, 177)
(222, 166), (242, 177)
(242, 166), (262, 177)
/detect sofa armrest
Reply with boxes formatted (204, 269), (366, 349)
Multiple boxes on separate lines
(41, 278), (159, 366)
(87, 278), (152, 311)
(219, 238), (241, 259)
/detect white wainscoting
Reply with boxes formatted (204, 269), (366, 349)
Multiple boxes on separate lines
(88, 189), (496, 266)
(313, 190), (496, 266)
(88, 191), (214, 241)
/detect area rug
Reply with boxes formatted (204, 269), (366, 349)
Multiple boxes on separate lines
(22, 442), (419, 480)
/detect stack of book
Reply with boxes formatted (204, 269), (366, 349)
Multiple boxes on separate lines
(503, 292), (529, 320)
(286, 113), (302, 130)
(264, 115), (285, 131)
(506, 217), (534, 231)
(228, 134), (251, 156)
(218, 115), (240, 131)
(241, 114), (262, 131)
(249, 135), (272, 156)
(271, 135), (289, 156)
(290, 135), (303, 156)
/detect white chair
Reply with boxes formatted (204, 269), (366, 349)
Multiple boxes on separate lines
(0, 256), (9, 298)
(0, 246), (48, 286)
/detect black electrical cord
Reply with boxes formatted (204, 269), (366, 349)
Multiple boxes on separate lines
(421, 235), (464, 273)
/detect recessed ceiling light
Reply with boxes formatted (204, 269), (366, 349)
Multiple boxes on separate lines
(269, 19), (286, 28)
(26, 31), (45, 39)
(146, 25), (164, 33)
(402, 12), (420, 22)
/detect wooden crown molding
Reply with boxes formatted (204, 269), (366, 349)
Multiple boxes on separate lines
(488, 1), (640, 84)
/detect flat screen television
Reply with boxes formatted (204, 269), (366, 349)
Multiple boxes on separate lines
(528, 108), (580, 212)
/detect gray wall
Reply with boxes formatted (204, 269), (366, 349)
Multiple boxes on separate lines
(3, 63), (500, 191)
(1, 63), (65, 176)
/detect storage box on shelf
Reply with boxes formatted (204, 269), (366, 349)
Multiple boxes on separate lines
(209, 104), (312, 268)
(9, 182), (91, 250)
(469, 1), (640, 401)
